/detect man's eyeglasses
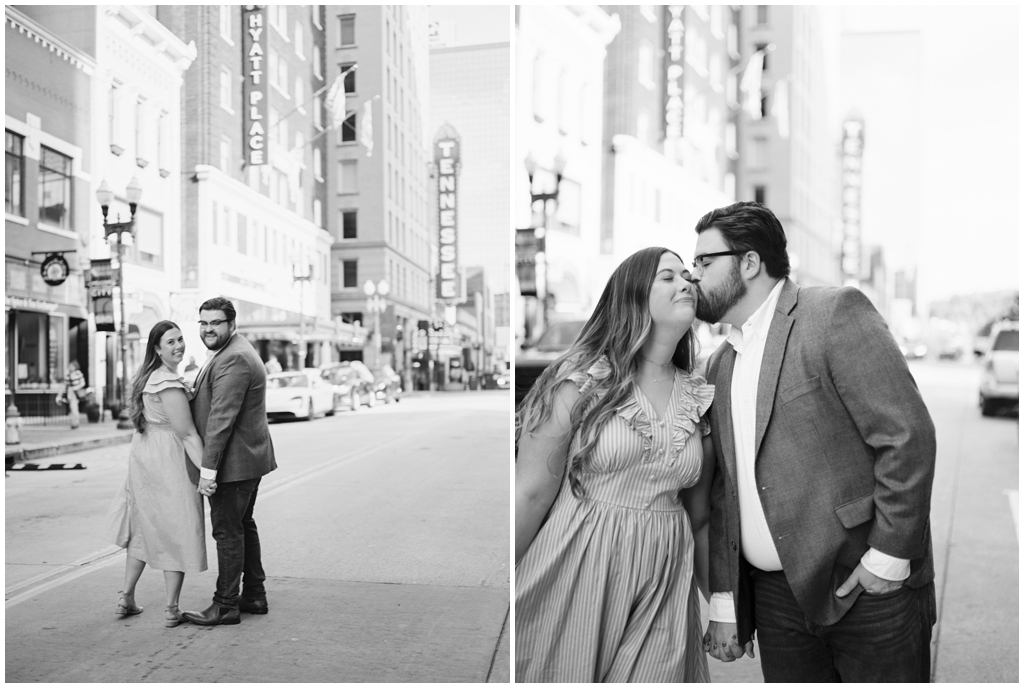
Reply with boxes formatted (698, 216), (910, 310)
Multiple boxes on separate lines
(691, 250), (747, 271)
(198, 319), (230, 328)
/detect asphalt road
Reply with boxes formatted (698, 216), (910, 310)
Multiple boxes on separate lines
(705, 358), (1019, 683)
(6, 390), (511, 683)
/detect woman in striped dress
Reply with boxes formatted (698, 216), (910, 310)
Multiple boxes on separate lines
(516, 247), (715, 682)
(105, 320), (208, 627)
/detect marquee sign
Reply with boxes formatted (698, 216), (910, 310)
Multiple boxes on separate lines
(243, 6), (269, 166)
(840, 118), (864, 283)
(434, 125), (462, 302)
(664, 5), (685, 161)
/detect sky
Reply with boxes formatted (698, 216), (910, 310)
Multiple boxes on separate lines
(839, 6), (1019, 305)
(428, 5), (510, 48)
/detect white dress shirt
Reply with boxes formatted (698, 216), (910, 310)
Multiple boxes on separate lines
(708, 280), (910, 623)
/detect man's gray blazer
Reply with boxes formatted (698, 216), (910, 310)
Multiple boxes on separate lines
(188, 333), (277, 484)
(706, 278), (936, 645)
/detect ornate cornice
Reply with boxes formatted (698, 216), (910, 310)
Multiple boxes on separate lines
(5, 7), (97, 76)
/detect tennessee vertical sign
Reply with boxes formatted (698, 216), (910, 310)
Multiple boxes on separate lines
(243, 6), (269, 166)
(434, 124), (462, 302)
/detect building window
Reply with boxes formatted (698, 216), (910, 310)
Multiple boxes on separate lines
(339, 14), (355, 46)
(757, 5), (768, 25)
(135, 98), (149, 167)
(342, 210), (357, 239)
(341, 113), (356, 143)
(38, 146), (73, 229)
(108, 83), (124, 153)
(313, 96), (322, 129)
(639, 42), (655, 88)
(313, 148), (322, 179)
(294, 22), (303, 58)
(220, 67), (232, 111)
(6, 131), (25, 217)
(339, 160), (357, 193)
(313, 198), (322, 227)
(237, 213), (248, 254)
(760, 91), (769, 118)
(220, 136), (231, 172)
(294, 77), (304, 108)
(312, 4), (321, 29)
(756, 43), (769, 71)
(342, 260), (358, 288)
(220, 5), (232, 41)
(313, 45), (322, 79)
(340, 62), (356, 94)
(158, 111), (170, 174)
(754, 185), (766, 204)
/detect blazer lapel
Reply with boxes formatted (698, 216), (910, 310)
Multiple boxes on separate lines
(754, 279), (798, 459)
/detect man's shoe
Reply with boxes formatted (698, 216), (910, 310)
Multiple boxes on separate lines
(239, 597), (269, 614)
(181, 603), (240, 626)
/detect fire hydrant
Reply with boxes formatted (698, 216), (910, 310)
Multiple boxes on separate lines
(6, 401), (22, 446)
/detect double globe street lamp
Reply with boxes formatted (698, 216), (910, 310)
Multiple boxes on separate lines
(95, 177), (143, 430)
(363, 279), (390, 369)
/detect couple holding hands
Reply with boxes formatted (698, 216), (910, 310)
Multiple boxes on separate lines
(105, 297), (277, 628)
(515, 202), (936, 683)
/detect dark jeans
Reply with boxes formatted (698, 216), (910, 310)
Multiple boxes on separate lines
(208, 477), (266, 609)
(752, 569), (933, 682)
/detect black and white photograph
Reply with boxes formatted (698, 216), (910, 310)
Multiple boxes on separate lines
(6, 4), (511, 682)
(513, 4), (1018, 683)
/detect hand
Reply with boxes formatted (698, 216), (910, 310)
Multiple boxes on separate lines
(703, 621), (754, 662)
(198, 477), (217, 497)
(836, 562), (903, 597)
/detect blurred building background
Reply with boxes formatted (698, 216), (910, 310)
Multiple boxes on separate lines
(5, 4), (510, 424)
(515, 5), (1016, 362)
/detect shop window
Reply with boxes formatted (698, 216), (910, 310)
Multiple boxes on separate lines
(15, 311), (65, 390)
(6, 130), (24, 216)
(38, 146), (73, 229)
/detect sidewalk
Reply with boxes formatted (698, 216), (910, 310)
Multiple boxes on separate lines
(4, 419), (133, 466)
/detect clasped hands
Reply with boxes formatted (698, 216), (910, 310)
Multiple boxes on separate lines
(198, 477), (218, 497)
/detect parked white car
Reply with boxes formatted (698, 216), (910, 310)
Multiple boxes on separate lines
(980, 320), (1019, 416)
(266, 369), (336, 422)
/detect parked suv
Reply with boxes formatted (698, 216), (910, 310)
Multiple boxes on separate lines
(320, 361), (376, 411)
(979, 320), (1019, 416)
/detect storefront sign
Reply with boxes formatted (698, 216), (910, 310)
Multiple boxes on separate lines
(663, 5), (685, 162)
(40, 253), (70, 286)
(243, 6), (269, 166)
(4, 296), (59, 313)
(840, 118), (864, 283)
(434, 126), (462, 302)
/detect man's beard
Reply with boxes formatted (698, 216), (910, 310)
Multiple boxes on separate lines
(695, 262), (746, 324)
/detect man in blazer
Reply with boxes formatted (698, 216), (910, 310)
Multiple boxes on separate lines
(183, 297), (277, 626)
(691, 203), (936, 682)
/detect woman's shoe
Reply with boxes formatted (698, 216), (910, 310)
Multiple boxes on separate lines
(165, 604), (186, 628)
(115, 591), (143, 616)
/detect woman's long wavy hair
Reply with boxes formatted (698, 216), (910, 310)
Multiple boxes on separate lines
(129, 320), (181, 434)
(516, 247), (697, 497)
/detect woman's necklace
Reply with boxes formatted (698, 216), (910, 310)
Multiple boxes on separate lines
(640, 355), (674, 368)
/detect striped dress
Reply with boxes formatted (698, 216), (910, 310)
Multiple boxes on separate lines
(516, 357), (714, 682)
(105, 367), (207, 572)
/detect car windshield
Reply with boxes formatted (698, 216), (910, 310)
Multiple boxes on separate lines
(268, 374), (307, 388)
(992, 330), (1019, 352)
(534, 321), (585, 352)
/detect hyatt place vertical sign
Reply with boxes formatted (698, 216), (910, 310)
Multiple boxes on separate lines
(434, 126), (461, 302)
(243, 6), (269, 166)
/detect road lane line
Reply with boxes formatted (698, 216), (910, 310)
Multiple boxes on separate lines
(1004, 489), (1018, 541)
(6, 420), (448, 609)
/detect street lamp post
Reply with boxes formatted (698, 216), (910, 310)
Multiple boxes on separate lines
(363, 279), (389, 369)
(293, 264), (314, 369)
(520, 151), (567, 341)
(95, 177), (143, 430)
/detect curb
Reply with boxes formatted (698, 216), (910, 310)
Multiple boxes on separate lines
(8, 462), (87, 471)
(4, 433), (132, 468)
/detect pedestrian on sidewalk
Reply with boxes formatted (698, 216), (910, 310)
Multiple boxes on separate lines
(65, 361), (87, 429)
(182, 296), (277, 627)
(104, 320), (208, 628)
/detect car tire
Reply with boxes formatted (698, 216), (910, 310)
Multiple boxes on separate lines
(981, 397), (999, 417)
(326, 400), (335, 417)
(350, 390), (359, 411)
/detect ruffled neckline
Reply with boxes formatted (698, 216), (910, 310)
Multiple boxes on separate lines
(143, 366), (189, 394)
(570, 355), (714, 456)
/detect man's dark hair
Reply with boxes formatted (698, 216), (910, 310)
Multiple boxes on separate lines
(199, 296), (237, 322)
(694, 201), (791, 278)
